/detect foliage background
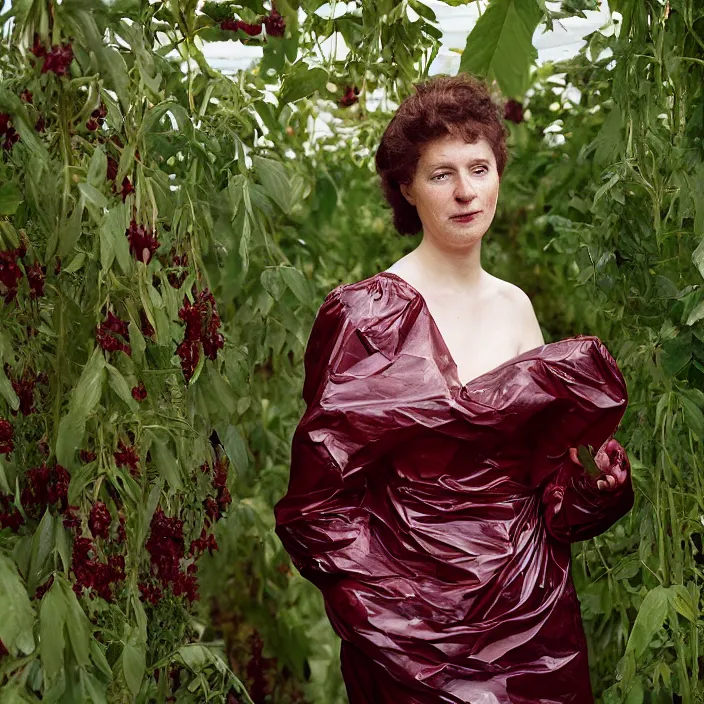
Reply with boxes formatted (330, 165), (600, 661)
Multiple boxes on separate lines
(0, 0), (703, 702)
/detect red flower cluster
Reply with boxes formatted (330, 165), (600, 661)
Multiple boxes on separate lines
(212, 456), (232, 512)
(106, 156), (135, 201)
(126, 219), (160, 264)
(140, 309), (155, 339)
(26, 261), (46, 298)
(202, 456), (232, 525)
(96, 311), (131, 355)
(62, 505), (81, 529)
(107, 155), (118, 182)
(138, 580), (162, 606)
(86, 103), (107, 132)
(176, 288), (224, 382)
(264, 10), (286, 37)
(131, 382), (147, 401)
(220, 9), (284, 37)
(114, 440), (140, 477)
(41, 42), (74, 77)
(504, 99), (524, 124)
(120, 177), (135, 201)
(0, 246), (25, 303)
(339, 85), (360, 108)
(0, 494), (24, 532)
(167, 251), (188, 289)
(30, 33), (46, 59)
(203, 496), (219, 524)
(8, 367), (38, 416)
(89, 501), (111, 539)
(20, 462), (70, 517)
(145, 507), (198, 604)
(80, 449), (97, 463)
(176, 339), (199, 383)
(0, 419), (13, 456)
(220, 18), (262, 36)
(71, 536), (125, 601)
(0, 113), (20, 151)
(189, 527), (218, 558)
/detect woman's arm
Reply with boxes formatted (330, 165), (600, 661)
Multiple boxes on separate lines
(512, 289), (634, 541)
(274, 285), (413, 587)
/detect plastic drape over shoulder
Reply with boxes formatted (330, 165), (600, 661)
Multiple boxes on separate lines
(275, 272), (634, 704)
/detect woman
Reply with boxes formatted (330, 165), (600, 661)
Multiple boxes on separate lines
(274, 74), (634, 703)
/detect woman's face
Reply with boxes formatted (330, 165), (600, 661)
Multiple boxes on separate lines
(400, 135), (500, 246)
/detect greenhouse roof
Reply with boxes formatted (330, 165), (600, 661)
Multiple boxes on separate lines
(198, 1), (615, 74)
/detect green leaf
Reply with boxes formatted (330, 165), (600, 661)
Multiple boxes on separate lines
(136, 480), (163, 551)
(127, 314), (146, 365)
(137, 99), (180, 141)
(89, 638), (113, 681)
(280, 266), (316, 310)
(101, 47), (131, 112)
(56, 412), (87, 470)
(100, 204), (132, 274)
(40, 580), (66, 680)
(107, 364), (139, 412)
(100, 216), (116, 271)
(55, 518), (71, 574)
(0, 183), (23, 216)
(625, 678), (644, 704)
(668, 584), (698, 623)
(121, 635), (146, 696)
(0, 366), (20, 411)
(72, 347), (107, 416)
(216, 423), (249, 477)
(61, 577), (91, 667)
(625, 586), (669, 659)
(150, 437), (183, 491)
(78, 182), (109, 209)
(87, 146), (108, 187)
(0, 554), (36, 656)
(63, 252), (86, 274)
(57, 202), (85, 258)
(253, 156), (292, 213)
(279, 65), (328, 108)
(693, 236), (704, 280)
(79, 669), (109, 703)
(27, 509), (55, 593)
(56, 348), (106, 467)
(458, 0), (542, 99)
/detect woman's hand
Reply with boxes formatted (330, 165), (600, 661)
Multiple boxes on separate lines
(569, 438), (630, 492)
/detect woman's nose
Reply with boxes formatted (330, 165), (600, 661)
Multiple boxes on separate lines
(454, 173), (476, 201)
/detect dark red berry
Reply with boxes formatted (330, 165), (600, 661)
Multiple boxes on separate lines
(126, 219), (160, 264)
(131, 383), (147, 401)
(504, 99), (524, 124)
(89, 501), (111, 540)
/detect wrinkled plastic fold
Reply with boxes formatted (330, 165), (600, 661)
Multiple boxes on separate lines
(274, 272), (634, 704)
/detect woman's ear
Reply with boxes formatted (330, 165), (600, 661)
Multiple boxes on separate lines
(399, 182), (416, 206)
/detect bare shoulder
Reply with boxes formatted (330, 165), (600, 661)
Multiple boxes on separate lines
(490, 277), (545, 352)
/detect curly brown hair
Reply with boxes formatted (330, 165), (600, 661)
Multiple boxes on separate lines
(375, 74), (509, 236)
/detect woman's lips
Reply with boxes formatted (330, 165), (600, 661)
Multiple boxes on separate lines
(451, 211), (481, 222)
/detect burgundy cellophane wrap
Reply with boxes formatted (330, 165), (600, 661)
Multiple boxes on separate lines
(274, 272), (634, 704)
